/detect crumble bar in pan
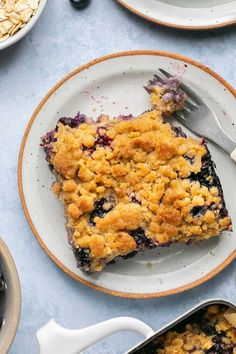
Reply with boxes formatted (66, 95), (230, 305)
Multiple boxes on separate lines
(41, 78), (232, 272)
(153, 305), (236, 354)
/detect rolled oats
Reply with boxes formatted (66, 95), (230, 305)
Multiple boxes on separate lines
(0, 0), (40, 43)
(0, 33), (9, 41)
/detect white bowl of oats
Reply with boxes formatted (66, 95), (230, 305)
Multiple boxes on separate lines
(0, 0), (47, 50)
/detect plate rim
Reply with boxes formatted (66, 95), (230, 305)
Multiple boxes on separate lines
(116, 0), (236, 30)
(18, 50), (236, 299)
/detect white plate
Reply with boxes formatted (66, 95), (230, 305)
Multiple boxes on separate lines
(19, 51), (236, 298)
(116, 0), (236, 30)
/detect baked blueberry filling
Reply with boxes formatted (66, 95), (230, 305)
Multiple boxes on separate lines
(58, 112), (86, 128)
(189, 150), (222, 189)
(129, 228), (155, 249)
(89, 197), (114, 226)
(94, 132), (113, 149)
(200, 323), (218, 336)
(122, 251), (138, 259)
(171, 125), (187, 138)
(118, 114), (134, 121)
(189, 150), (229, 220)
(191, 205), (208, 217)
(82, 127), (113, 153)
(130, 195), (141, 205)
(184, 155), (195, 164)
(73, 248), (91, 271)
(40, 130), (57, 163)
(206, 335), (234, 354)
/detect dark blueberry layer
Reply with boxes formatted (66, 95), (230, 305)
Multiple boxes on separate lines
(40, 130), (57, 163)
(94, 132), (113, 149)
(122, 251), (138, 259)
(129, 227), (155, 249)
(190, 150), (229, 220)
(171, 125), (187, 138)
(118, 114), (134, 121)
(73, 248), (91, 271)
(191, 205), (208, 217)
(82, 127), (113, 153)
(200, 323), (218, 336)
(206, 334), (234, 354)
(58, 112), (86, 128)
(89, 198), (114, 226)
(184, 155), (195, 164)
(130, 195), (141, 205)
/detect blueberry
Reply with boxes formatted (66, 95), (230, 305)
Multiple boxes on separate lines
(89, 198), (114, 225)
(74, 248), (91, 270)
(171, 125), (187, 138)
(69, 0), (90, 8)
(191, 205), (207, 217)
(94, 134), (112, 149)
(200, 323), (217, 336)
(58, 112), (86, 128)
(184, 155), (194, 164)
(212, 335), (223, 344)
(82, 128), (113, 154)
(130, 195), (141, 205)
(129, 228), (154, 249)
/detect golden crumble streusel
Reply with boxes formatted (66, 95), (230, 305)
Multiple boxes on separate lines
(153, 305), (236, 354)
(41, 77), (231, 272)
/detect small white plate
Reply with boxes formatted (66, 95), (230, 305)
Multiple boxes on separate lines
(18, 51), (236, 298)
(116, 0), (236, 30)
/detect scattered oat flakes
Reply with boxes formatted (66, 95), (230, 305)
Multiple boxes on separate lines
(0, 0), (40, 43)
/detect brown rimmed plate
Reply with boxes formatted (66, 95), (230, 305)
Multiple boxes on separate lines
(18, 50), (236, 298)
(116, 0), (236, 30)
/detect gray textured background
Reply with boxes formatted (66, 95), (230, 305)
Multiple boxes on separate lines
(0, 0), (235, 353)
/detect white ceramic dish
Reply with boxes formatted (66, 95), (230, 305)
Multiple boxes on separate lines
(0, 0), (47, 51)
(116, 0), (236, 30)
(18, 51), (236, 298)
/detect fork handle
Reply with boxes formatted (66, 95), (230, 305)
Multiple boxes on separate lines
(231, 149), (236, 162)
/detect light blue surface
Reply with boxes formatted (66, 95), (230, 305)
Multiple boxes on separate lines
(0, 1), (235, 353)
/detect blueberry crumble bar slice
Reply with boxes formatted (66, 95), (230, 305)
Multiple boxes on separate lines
(41, 78), (231, 272)
(153, 305), (236, 354)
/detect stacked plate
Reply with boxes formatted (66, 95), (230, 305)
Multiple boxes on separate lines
(116, 0), (236, 29)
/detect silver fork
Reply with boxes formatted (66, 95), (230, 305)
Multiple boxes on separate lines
(156, 68), (236, 162)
